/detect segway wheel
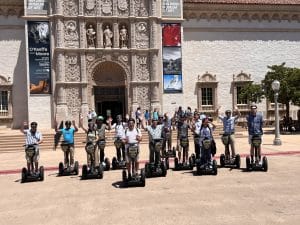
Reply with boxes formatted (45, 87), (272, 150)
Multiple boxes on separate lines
(145, 163), (151, 178)
(191, 154), (196, 165)
(165, 157), (169, 170)
(189, 156), (194, 170)
(39, 166), (44, 181)
(58, 162), (64, 175)
(74, 161), (79, 175)
(98, 163), (104, 179)
(112, 157), (117, 170)
(235, 154), (241, 169)
(174, 157), (179, 170)
(104, 157), (110, 171)
(172, 147), (176, 157)
(21, 168), (27, 183)
(262, 156), (268, 172)
(161, 163), (167, 177)
(246, 156), (251, 171)
(213, 160), (218, 175)
(82, 165), (88, 179)
(196, 165), (202, 176)
(122, 169), (127, 182)
(220, 154), (225, 167)
(140, 169), (146, 187)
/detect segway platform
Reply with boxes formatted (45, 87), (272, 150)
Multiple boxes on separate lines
(220, 154), (241, 168)
(122, 169), (146, 187)
(196, 160), (218, 175)
(58, 161), (79, 176)
(81, 164), (104, 179)
(112, 157), (127, 170)
(21, 166), (44, 183)
(162, 147), (176, 158)
(145, 162), (167, 178)
(174, 156), (194, 171)
(246, 156), (268, 172)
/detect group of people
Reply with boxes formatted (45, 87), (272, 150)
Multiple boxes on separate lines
(21, 104), (264, 176)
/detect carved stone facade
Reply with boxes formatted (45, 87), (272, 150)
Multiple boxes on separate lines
(50, 0), (161, 122)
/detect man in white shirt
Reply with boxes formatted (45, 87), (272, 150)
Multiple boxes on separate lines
(123, 118), (142, 177)
(110, 115), (127, 162)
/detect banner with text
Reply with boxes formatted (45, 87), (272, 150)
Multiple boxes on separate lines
(162, 0), (182, 18)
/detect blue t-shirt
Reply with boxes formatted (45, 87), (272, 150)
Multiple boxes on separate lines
(61, 127), (75, 144)
(246, 113), (264, 135)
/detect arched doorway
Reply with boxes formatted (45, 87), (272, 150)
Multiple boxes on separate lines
(91, 61), (127, 123)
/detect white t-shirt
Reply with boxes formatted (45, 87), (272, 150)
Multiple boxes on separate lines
(111, 122), (126, 138)
(124, 128), (142, 145)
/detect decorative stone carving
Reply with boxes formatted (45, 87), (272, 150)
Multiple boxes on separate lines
(136, 85), (150, 111)
(134, 0), (148, 17)
(117, 0), (129, 15)
(118, 54), (128, 63)
(103, 25), (113, 48)
(0, 76), (11, 85)
(119, 25), (128, 48)
(65, 55), (80, 82)
(66, 87), (81, 117)
(135, 22), (149, 49)
(198, 72), (217, 82)
(86, 25), (96, 48)
(101, 0), (112, 15)
(85, 0), (96, 15)
(64, 0), (78, 16)
(64, 20), (79, 48)
(233, 71), (251, 82)
(136, 55), (149, 81)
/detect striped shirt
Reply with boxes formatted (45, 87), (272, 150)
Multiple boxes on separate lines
(24, 129), (42, 145)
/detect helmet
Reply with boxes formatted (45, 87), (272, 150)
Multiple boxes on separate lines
(97, 116), (104, 121)
(65, 120), (71, 126)
(30, 122), (38, 127)
(225, 110), (231, 114)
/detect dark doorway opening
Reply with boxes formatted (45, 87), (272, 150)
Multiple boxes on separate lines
(97, 101), (124, 124)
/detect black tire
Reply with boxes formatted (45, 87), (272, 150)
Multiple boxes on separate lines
(161, 163), (167, 177)
(21, 168), (27, 183)
(191, 153), (196, 165)
(174, 157), (179, 170)
(196, 165), (201, 175)
(74, 161), (79, 175)
(122, 169), (127, 182)
(82, 165), (88, 179)
(188, 156), (193, 170)
(246, 156), (251, 171)
(165, 157), (169, 170)
(145, 163), (151, 178)
(39, 166), (44, 181)
(235, 154), (241, 169)
(213, 160), (218, 175)
(112, 157), (117, 170)
(140, 168), (146, 187)
(98, 163), (104, 179)
(104, 158), (110, 171)
(58, 162), (64, 175)
(262, 156), (268, 172)
(172, 147), (176, 158)
(220, 154), (225, 167)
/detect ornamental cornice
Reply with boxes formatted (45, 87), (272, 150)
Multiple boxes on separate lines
(0, 5), (24, 17)
(184, 3), (300, 22)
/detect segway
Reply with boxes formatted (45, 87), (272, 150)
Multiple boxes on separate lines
(122, 143), (146, 187)
(112, 137), (127, 170)
(174, 137), (194, 170)
(97, 139), (110, 171)
(145, 139), (167, 178)
(196, 139), (218, 175)
(161, 132), (176, 158)
(21, 144), (44, 183)
(58, 141), (79, 176)
(219, 134), (240, 169)
(246, 135), (268, 172)
(82, 140), (104, 179)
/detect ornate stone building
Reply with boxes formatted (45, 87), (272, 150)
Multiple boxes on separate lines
(0, 0), (300, 128)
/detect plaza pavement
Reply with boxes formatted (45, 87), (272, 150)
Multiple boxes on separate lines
(0, 130), (299, 225)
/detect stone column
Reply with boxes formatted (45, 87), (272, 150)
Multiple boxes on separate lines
(56, 0), (63, 15)
(150, 20), (157, 49)
(113, 0), (118, 15)
(97, 21), (103, 48)
(56, 19), (64, 48)
(129, 0), (134, 16)
(78, 0), (84, 15)
(151, 0), (157, 17)
(130, 22), (135, 48)
(56, 52), (65, 82)
(79, 21), (86, 48)
(131, 54), (137, 81)
(150, 52), (158, 81)
(113, 21), (119, 48)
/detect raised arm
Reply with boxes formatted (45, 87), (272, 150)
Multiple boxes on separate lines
(72, 120), (78, 132)
(20, 121), (28, 134)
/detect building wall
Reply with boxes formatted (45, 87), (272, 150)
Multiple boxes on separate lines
(165, 18), (300, 117)
(0, 15), (27, 128)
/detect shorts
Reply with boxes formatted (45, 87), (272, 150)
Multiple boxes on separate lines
(248, 135), (263, 145)
(25, 146), (40, 163)
(125, 146), (139, 163)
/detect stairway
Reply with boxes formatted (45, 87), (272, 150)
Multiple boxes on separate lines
(0, 125), (246, 153)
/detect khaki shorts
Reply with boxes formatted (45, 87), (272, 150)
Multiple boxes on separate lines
(126, 146), (139, 163)
(25, 146), (40, 163)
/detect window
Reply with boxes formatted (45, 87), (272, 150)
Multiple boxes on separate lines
(0, 91), (8, 111)
(236, 86), (247, 105)
(232, 71), (252, 111)
(201, 88), (213, 105)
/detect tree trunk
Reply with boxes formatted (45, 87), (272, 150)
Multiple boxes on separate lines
(285, 102), (290, 118)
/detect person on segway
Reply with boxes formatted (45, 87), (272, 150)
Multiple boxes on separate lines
(123, 118), (142, 178)
(95, 116), (110, 169)
(246, 104), (264, 165)
(177, 115), (191, 164)
(20, 121), (43, 175)
(110, 115), (127, 163)
(162, 113), (173, 156)
(55, 120), (78, 169)
(218, 107), (241, 167)
(191, 112), (202, 160)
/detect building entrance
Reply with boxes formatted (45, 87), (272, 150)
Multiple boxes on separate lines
(94, 86), (125, 123)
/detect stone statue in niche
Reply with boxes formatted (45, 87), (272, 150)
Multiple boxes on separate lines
(119, 25), (128, 48)
(86, 25), (96, 48)
(103, 25), (113, 48)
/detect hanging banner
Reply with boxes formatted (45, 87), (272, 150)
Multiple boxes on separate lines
(162, 23), (181, 47)
(26, 0), (48, 15)
(162, 0), (182, 18)
(163, 74), (182, 93)
(163, 47), (182, 75)
(27, 21), (51, 94)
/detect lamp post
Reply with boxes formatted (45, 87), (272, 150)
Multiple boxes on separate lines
(272, 80), (282, 145)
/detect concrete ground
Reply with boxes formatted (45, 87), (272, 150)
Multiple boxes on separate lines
(0, 131), (299, 225)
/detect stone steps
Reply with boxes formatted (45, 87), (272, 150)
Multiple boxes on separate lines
(0, 126), (246, 152)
